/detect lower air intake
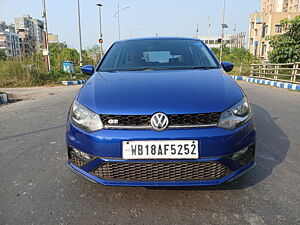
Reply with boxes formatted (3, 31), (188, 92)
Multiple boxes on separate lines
(69, 152), (87, 168)
(91, 161), (232, 182)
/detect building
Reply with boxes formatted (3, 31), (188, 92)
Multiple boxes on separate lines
(33, 18), (44, 51)
(0, 21), (21, 57)
(262, 0), (299, 13)
(14, 15), (44, 56)
(197, 33), (246, 49)
(228, 32), (247, 49)
(198, 35), (229, 49)
(248, 0), (300, 60)
(48, 33), (59, 44)
(15, 15), (36, 56)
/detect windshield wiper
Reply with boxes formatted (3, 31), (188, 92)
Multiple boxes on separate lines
(128, 67), (219, 71)
(99, 68), (155, 72)
(152, 66), (219, 71)
(187, 66), (219, 70)
(128, 68), (156, 71)
(100, 66), (219, 72)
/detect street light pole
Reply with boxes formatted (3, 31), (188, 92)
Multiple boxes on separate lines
(96, 3), (104, 58)
(42, 0), (50, 72)
(117, 4), (120, 40)
(77, 0), (83, 67)
(113, 4), (129, 40)
(220, 0), (225, 62)
(208, 16), (211, 36)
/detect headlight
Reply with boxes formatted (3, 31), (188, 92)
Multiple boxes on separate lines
(70, 100), (103, 132)
(218, 97), (251, 129)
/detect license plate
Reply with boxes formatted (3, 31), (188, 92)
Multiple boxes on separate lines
(122, 140), (199, 159)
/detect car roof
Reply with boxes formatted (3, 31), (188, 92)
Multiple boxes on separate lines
(115, 36), (201, 43)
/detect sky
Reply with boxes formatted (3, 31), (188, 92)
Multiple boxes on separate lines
(0, 0), (261, 51)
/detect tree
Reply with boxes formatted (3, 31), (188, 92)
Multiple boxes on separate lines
(60, 48), (80, 63)
(82, 50), (94, 65)
(0, 50), (7, 60)
(211, 46), (230, 61)
(268, 16), (300, 63)
(229, 48), (257, 65)
(211, 46), (257, 65)
(48, 43), (98, 71)
(49, 43), (80, 71)
(86, 45), (102, 65)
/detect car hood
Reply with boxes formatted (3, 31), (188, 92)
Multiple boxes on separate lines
(77, 69), (244, 115)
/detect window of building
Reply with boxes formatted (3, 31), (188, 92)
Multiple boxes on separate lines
(254, 45), (258, 56)
(250, 38), (254, 45)
(262, 24), (268, 38)
(261, 42), (265, 56)
(275, 25), (283, 33)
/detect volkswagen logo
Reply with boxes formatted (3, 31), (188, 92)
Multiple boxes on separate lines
(151, 113), (169, 131)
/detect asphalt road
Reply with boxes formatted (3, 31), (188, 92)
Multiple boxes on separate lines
(0, 82), (300, 225)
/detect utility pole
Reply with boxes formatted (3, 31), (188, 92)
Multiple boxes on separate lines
(77, 0), (83, 67)
(220, 0), (226, 62)
(42, 0), (50, 72)
(113, 4), (129, 40)
(117, 4), (120, 40)
(96, 3), (104, 58)
(231, 24), (237, 49)
(208, 16), (211, 36)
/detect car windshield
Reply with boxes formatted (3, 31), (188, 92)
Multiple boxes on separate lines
(98, 39), (220, 72)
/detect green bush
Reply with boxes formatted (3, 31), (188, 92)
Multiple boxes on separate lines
(0, 58), (88, 88)
(0, 44), (93, 88)
(211, 47), (260, 75)
(0, 50), (7, 60)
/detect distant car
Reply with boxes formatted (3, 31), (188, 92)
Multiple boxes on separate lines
(66, 37), (256, 186)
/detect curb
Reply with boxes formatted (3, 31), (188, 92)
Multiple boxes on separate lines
(62, 80), (86, 86)
(0, 93), (9, 104)
(231, 76), (300, 91)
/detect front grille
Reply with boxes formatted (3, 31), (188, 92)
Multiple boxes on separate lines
(101, 113), (220, 129)
(69, 152), (87, 168)
(168, 113), (220, 126)
(101, 115), (150, 126)
(91, 161), (232, 182)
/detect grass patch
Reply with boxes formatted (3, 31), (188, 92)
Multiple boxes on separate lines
(0, 59), (89, 88)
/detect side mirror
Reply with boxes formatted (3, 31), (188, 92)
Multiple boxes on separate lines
(221, 61), (234, 72)
(81, 65), (94, 75)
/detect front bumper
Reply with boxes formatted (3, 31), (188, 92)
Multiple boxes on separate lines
(66, 120), (256, 186)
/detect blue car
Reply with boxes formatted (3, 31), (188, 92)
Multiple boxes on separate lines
(66, 37), (256, 186)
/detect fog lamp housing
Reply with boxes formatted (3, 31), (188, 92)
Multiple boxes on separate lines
(68, 146), (95, 164)
(72, 148), (93, 160)
(231, 145), (255, 167)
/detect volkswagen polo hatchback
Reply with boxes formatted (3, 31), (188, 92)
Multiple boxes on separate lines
(66, 37), (256, 186)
